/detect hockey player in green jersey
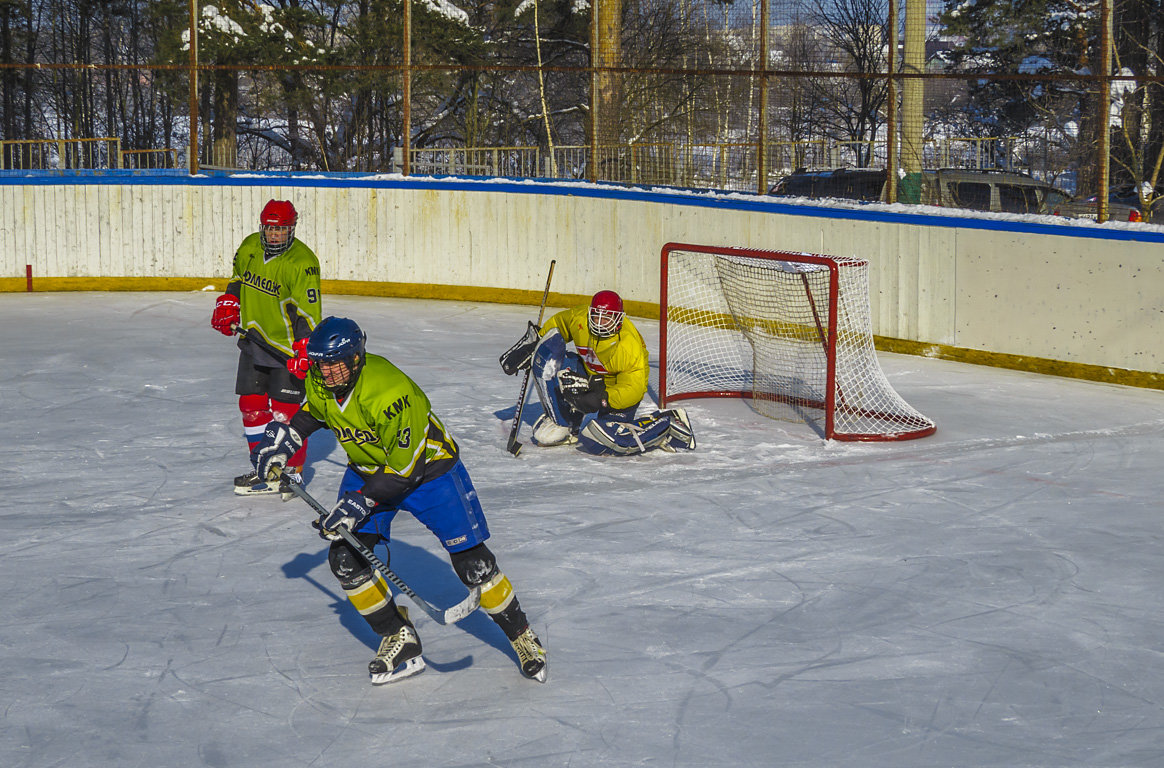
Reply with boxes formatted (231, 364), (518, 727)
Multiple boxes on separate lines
(500, 289), (696, 456)
(250, 316), (547, 684)
(210, 199), (322, 498)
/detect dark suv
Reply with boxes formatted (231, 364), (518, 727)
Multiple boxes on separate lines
(768, 168), (888, 202)
(769, 166), (1074, 216)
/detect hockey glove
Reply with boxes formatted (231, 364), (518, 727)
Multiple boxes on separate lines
(251, 422), (304, 481)
(211, 293), (240, 336)
(287, 338), (312, 380)
(499, 322), (540, 375)
(557, 369), (599, 395)
(561, 377), (608, 416)
(314, 491), (377, 540)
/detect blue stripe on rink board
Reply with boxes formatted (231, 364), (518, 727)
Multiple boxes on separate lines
(4, 169), (1163, 244)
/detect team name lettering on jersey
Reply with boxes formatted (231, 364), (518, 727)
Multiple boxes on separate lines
(242, 270), (282, 297)
(304, 266), (319, 276)
(333, 425), (378, 446)
(383, 395), (410, 420)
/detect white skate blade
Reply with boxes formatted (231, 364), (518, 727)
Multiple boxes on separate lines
(369, 656), (425, 685)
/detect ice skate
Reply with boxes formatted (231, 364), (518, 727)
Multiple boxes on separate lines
(233, 468), (300, 501)
(233, 469), (279, 496)
(368, 625), (425, 685)
(511, 626), (547, 683)
(531, 415), (578, 447)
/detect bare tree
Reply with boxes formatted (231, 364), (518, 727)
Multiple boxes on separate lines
(809, 0), (889, 166)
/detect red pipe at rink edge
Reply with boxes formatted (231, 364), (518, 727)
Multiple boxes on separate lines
(26, 264), (32, 292)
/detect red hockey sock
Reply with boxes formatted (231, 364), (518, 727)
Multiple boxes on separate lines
(239, 394), (272, 451)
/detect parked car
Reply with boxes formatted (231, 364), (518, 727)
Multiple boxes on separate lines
(768, 168), (888, 202)
(922, 168), (1072, 216)
(769, 167), (1073, 216)
(1058, 183), (1164, 223)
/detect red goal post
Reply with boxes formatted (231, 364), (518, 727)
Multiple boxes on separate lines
(659, 243), (936, 441)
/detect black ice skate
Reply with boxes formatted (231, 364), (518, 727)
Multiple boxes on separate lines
(511, 626), (547, 683)
(233, 469), (300, 501)
(369, 625), (425, 685)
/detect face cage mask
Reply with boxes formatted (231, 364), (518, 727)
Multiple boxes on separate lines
(261, 225), (295, 257)
(588, 307), (624, 338)
(308, 355), (361, 400)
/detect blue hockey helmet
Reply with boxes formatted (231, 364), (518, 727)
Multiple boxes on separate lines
(306, 316), (367, 397)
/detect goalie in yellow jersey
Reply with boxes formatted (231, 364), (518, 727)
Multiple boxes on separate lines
(500, 290), (696, 456)
(250, 316), (546, 684)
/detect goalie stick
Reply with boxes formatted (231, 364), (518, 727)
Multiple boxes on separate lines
(507, 259), (556, 456)
(280, 474), (482, 625)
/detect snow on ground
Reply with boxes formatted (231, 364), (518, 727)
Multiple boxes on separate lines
(2, 291), (1163, 768)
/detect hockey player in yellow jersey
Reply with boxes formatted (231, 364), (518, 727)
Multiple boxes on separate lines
(250, 317), (546, 684)
(210, 199), (321, 498)
(500, 290), (696, 455)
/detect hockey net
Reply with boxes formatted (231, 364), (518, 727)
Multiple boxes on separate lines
(660, 243), (935, 441)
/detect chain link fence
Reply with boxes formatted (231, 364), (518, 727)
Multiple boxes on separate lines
(2, 0), (1161, 220)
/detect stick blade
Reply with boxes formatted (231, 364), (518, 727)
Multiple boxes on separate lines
(438, 586), (482, 624)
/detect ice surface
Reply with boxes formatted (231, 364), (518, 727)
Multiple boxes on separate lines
(2, 291), (1163, 767)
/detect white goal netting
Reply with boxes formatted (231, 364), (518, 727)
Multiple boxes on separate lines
(661, 244), (935, 441)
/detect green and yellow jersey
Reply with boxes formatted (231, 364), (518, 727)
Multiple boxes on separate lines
(541, 305), (649, 411)
(297, 353), (460, 505)
(227, 233), (322, 357)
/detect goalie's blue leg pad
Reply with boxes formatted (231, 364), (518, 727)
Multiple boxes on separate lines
(531, 329), (567, 381)
(531, 331), (570, 427)
(660, 408), (697, 451)
(578, 409), (697, 456)
(531, 332), (587, 430)
(579, 413), (674, 456)
(533, 375), (572, 429)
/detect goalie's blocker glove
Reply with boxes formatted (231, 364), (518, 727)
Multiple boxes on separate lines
(500, 322), (540, 375)
(251, 422), (304, 481)
(313, 491), (377, 540)
(559, 369), (607, 415)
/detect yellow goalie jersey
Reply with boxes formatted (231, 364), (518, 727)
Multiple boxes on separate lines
(541, 305), (649, 410)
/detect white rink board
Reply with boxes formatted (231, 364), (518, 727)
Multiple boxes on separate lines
(1, 175), (1161, 374)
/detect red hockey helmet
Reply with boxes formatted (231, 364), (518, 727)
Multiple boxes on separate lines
(260, 199), (298, 227)
(588, 290), (625, 338)
(259, 200), (297, 257)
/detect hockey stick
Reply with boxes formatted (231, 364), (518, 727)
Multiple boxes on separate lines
(231, 325), (256, 344)
(507, 259), (556, 456)
(280, 474), (481, 625)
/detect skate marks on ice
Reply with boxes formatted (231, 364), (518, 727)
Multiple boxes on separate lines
(3, 292), (1164, 767)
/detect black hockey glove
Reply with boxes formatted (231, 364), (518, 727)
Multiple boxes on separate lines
(499, 322), (540, 375)
(313, 491), (377, 541)
(561, 375), (607, 416)
(251, 423), (304, 481)
(557, 368), (599, 395)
